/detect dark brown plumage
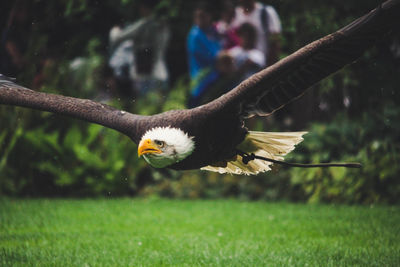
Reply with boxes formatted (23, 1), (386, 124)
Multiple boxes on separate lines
(1, 0), (399, 173)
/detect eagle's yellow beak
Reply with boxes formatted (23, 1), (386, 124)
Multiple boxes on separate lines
(138, 139), (162, 156)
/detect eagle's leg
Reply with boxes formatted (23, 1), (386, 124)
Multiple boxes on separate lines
(236, 150), (255, 165)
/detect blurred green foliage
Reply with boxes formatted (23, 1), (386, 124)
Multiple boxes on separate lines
(290, 105), (400, 204)
(0, 0), (399, 203)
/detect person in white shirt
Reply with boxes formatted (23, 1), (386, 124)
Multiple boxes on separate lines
(109, 0), (170, 97)
(231, 0), (281, 66)
(228, 22), (266, 80)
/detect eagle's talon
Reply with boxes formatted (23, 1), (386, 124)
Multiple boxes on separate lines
(241, 153), (256, 165)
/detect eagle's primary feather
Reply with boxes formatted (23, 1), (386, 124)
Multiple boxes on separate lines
(1, 0), (399, 174)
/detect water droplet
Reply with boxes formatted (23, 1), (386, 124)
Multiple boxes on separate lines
(343, 96), (350, 108)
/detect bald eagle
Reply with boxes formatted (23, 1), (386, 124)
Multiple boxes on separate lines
(1, 0), (399, 175)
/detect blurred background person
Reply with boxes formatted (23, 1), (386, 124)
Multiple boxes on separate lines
(216, 0), (240, 49)
(187, 2), (222, 107)
(199, 22), (266, 106)
(108, 26), (135, 98)
(228, 22), (265, 80)
(109, 0), (170, 98)
(231, 0), (282, 66)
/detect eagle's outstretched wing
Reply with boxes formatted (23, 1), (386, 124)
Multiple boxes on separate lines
(0, 75), (146, 142)
(204, 0), (400, 118)
(1, 0), (399, 144)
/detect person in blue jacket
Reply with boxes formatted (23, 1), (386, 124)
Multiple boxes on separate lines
(187, 2), (222, 107)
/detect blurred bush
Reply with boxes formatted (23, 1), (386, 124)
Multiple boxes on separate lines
(0, 0), (399, 203)
(289, 105), (400, 204)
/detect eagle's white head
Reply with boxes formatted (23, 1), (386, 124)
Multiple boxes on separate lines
(138, 127), (195, 168)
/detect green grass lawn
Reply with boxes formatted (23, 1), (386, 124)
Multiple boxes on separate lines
(0, 198), (399, 266)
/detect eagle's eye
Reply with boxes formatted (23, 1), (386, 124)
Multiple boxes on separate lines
(154, 140), (165, 148)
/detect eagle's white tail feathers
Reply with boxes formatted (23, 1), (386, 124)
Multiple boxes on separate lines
(201, 131), (307, 175)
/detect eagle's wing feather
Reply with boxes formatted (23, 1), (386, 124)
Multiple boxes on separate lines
(0, 75), (146, 142)
(201, 131), (307, 175)
(203, 0), (399, 118)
